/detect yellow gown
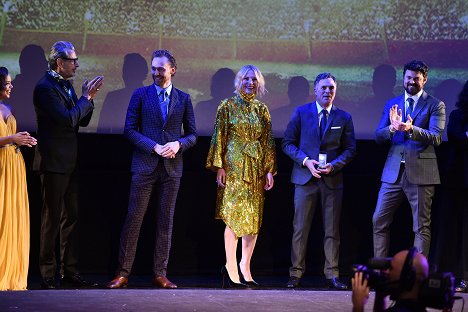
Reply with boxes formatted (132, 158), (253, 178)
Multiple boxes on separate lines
(0, 114), (29, 291)
(206, 94), (276, 237)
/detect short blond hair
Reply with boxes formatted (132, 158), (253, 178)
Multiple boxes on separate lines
(234, 64), (267, 97)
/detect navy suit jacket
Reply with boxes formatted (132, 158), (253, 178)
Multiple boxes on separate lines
(33, 73), (93, 173)
(375, 91), (445, 185)
(124, 84), (197, 177)
(282, 103), (356, 189)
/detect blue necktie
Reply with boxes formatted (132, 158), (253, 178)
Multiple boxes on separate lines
(405, 98), (414, 122)
(159, 90), (168, 120)
(320, 109), (328, 139)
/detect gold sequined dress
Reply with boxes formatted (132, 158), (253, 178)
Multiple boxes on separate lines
(0, 114), (29, 291)
(206, 94), (276, 237)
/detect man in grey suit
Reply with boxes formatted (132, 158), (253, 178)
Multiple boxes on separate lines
(373, 60), (445, 258)
(282, 73), (356, 289)
(107, 50), (197, 289)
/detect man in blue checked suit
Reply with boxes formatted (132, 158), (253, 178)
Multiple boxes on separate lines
(282, 73), (356, 289)
(373, 60), (445, 258)
(107, 50), (197, 289)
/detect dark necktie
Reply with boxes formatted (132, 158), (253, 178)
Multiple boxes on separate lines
(320, 109), (328, 139)
(159, 90), (168, 120)
(405, 98), (414, 122)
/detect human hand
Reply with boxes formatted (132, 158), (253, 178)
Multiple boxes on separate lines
(389, 104), (402, 123)
(304, 159), (321, 178)
(351, 272), (370, 312)
(264, 172), (274, 190)
(317, 163), (333, 175)
(11, 131), (37, 147)
(154, 143), (163, 155)
(82, 76), (104, 100)
(396, 115), (413, 132)
(216, 168), (226, 188)
(160, 141), (180, 158)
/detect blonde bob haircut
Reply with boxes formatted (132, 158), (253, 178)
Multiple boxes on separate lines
(234, 64), (267, 97)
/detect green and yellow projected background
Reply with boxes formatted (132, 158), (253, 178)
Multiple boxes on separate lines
(1, 0), (467, 139)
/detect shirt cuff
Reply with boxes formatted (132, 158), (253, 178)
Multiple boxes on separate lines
(302, 157), (309, 166)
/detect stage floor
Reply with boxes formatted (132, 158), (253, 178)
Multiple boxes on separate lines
(1, 276), (466, 312)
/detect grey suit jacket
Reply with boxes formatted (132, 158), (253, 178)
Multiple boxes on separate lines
(375, 91), (445, 185)
(124, 85), (197, 177)
(282, 103), (356, 189)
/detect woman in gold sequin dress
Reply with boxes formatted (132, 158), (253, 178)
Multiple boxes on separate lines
(0, 67), (37, 290)
(206, 65), (276, 287)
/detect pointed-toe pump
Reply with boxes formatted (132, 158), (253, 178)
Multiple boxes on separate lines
(221, 266), (249, 288)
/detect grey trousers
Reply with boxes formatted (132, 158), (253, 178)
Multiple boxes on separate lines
(289, 179), (342, 279)
(373, 166), (434, 258)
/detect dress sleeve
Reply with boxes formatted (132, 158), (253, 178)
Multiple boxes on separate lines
(260, 104), (277, 175)
(206, 100), (228, 171)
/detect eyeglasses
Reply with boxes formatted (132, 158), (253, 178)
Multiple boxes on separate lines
(60, 57), (79, 65)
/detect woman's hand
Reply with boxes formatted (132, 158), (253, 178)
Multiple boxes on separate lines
(11, 131), (37, 147)
(264, 172), (274, 190)
(216, 168), (226, 188)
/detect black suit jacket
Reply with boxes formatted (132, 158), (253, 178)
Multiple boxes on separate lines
(282, 103), (356, 189)
(124, 85), (197, 177)
(447, 108), (468, 188)
(33, 73), (94, 173)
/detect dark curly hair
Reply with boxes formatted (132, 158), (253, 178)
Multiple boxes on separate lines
(403, 60), (428, 79)
(0, 67), (9, 91)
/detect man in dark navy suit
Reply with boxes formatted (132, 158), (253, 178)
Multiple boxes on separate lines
(282, 72), (356, 289)
(107, 50), (197, 289)
(33, 41), (103, 289)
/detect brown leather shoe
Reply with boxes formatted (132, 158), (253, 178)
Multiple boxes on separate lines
(107, 276), (128, 289)
(152, 276), (177, 289)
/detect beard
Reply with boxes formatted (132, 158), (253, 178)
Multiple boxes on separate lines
(404, 83), (421, 96)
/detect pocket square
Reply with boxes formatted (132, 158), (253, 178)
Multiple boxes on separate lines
(331, 126), (341, 129)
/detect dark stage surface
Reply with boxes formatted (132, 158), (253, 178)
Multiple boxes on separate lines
(1, 275), (466, 312)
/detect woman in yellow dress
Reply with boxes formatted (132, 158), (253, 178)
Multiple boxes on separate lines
(0, 67), (37, 290)
(206, 65), (276, 287)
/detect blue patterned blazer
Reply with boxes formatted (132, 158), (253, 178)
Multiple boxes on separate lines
(124, 85), (197, 177)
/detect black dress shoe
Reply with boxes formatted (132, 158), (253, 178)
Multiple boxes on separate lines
(221, 266), (249, 288)
(326, 277), (348, 290)
(61, 274), (98, 287)
(41, 278), (56, 289)
(455, 280), (468, 292)
(287, 276), (301, 288)
(238, 267), (260, 287)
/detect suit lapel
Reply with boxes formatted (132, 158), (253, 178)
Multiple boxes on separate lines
(308, 103), (320, 139)
(48, 75), (75, 108)
(411, 91), (428, 121)
(147, 85), (165, 124)
(166, 88), (179, 123)
(323, 106), (337, 138)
